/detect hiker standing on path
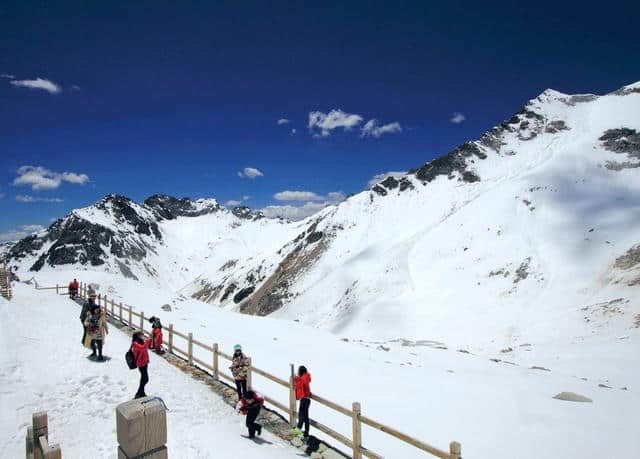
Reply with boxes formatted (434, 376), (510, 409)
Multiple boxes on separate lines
(230, 344), (250, 399)
(84, 305), (108, 361)
(293, 365), (312, 438)
(148, 316), (164, 354)
(80, 293), (97, 345)
(131, 331), (153, 399)
(68, 278), (79, 298)
(236, 390), (264, 439)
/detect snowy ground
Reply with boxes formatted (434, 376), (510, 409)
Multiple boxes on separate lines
(6, 271), (639, 458)
(0, 284), (299, 459)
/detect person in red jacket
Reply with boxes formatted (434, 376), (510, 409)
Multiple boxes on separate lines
(293, 365), (312, 438)
(148, 316), (164, 354)
(131, 331), (153, 399)
(236, 390), (264, 438)
(68, 278), (79, 298)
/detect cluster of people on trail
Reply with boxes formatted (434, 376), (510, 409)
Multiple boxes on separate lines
(71, 278), (315, 442)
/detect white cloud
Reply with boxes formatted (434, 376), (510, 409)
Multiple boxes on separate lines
(13, 166), (90, 190)
(277, 118), (290, 125)
(70, 84), (81, 91)
(237, 167), (264, 179)
(242, 195), (251, 201)
(450, 112), (466, 124)
(0, 224), (45, 242)
(274, 190), (324, 201)
(361, 119), (402, 138)
(367, 171), (407, 188)
(225, 199), (242, 207)
(308, 109), (363, 137)
(1, 73), (15, 79)
(10, 77), (62, 94)
(16, 194), (63, 203)
(264, 190), (346, 220)
(290, 128), (297, 135)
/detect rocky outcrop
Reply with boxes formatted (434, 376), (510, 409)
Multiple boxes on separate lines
(231, 206), (264, 220)
(413, 142), (486, 183)
(144, 194), (220, 220)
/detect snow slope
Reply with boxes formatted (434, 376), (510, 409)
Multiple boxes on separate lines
(0, 283), (298, 459)
(11, 270), (640, 459)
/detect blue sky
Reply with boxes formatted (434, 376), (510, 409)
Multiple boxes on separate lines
(1, 1), (639, 239)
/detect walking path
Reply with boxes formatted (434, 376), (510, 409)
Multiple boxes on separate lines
(0, 284), (299, 459)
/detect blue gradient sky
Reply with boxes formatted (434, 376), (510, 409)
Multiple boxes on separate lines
(1, 1), (639, 238)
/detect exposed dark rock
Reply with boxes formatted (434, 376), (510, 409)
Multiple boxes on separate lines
(564, 94), (598, 105)
(599, 128), (640, 156)
(479, 127), (507, 151)
(513, 257), (531, 283)
(97, 194), (161, 240)
(233, 286), (255, 304)
(372, 185), (387, 196)
(462, 171), (480, 183)
(612, 86), (640, 96)
(161, 304), (172, 311)
(545, 120), (570, 133)
(306, 231), (323, 244)
(614, 244), (640, 270)
(380, 176), (399, 189)
(116, 260), (139, 280)
(414, 142), (485, 183)
(398, 177), (414, 191)
(144, 194), (220, 220)
(232, 206), (265, 220)
(220, 283), (237, 302)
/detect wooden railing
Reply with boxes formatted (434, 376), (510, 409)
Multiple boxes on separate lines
(25, 411), (62, 459)
(47, 281), (463, 458)
(0, 258), (11, 300)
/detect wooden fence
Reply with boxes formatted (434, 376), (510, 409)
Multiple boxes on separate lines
(0, 258), (11, 300)
(25, 411), (62, 459)
(48, 281), (463, 458)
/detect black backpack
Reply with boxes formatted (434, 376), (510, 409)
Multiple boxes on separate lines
(305, 436), (321, 454)
(125, 347), (137, 370)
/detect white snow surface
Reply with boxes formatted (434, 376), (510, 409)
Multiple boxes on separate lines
(0, 284), (299, 459)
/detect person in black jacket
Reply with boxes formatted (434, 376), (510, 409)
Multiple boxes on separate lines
(80, 294), (96, 344)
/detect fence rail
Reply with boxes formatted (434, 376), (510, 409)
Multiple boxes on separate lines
(44, 281), (463, 458)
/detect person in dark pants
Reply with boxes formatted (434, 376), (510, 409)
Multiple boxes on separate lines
(79, 294), (96, 344)
(229, 344), (250, 399)
(293, 365), (312, 438)
(131, 331), (152, 399)
(84, 305), (108, 360)
(237, 390), (264, 438)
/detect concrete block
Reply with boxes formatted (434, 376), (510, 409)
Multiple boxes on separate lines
(116, 397), (167, 457)
(118, 445), (168, 459)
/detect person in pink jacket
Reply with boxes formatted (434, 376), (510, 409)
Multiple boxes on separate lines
(131, 331), (153, 399)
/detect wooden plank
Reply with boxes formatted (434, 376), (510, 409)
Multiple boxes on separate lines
(289, 367), (296, 427)
(219, 372), (234, 383)
(192, 355), (214, 372)
(218, 349), (233, 361)
(352, 402), (362, 459)
(43, 444), (62, 459)
(309, 418), (353, 449)
(311, 393), (353, 417)
(32, 412), (48, 440)
(360, 414), (450, 459)
(26, 426), (34, 459)
(172, 329), (188, 340)
(251, 365), (289, 387)
(449, 441), (461, 459)
(172, 345), (188, 357)
(191, 337), (213, 352)
(213, 343), (219, 380)
(168, 324), (173, 353)
(263, 394), (288, 413)
(187, 333), (193, 365)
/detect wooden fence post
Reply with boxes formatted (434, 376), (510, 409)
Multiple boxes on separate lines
(168, 324), (174, 354)
(128, 306), (132, 328)
(33, 412), (48, 459)
(352, 402), (362, 459)
(26, 426), (34, 459)
(213, 343), (219, 380)
(55, 284), (58, 294)
(103, 295), (108, 315)
(188, 333), (193, 365)
(247, 357), (253, 389)
(449, 441), (461, 459)
(289, 366), (296, 427)
(140, 310), (144, 332)
(119, 302), (123, 323)
(110, 298), (115, 317)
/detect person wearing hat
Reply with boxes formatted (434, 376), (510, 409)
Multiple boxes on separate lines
(230, 344), (250, 399)
(80, 292), (97, 344)
(84, 304), (108, 361)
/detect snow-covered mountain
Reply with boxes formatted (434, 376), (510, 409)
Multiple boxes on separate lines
(7, 82), (640, 352)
